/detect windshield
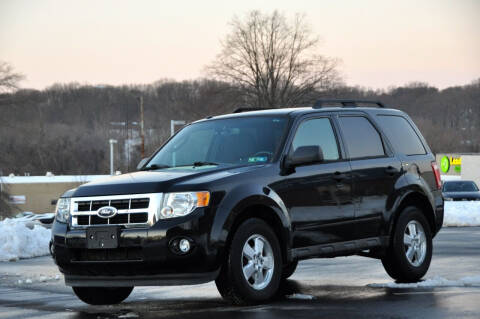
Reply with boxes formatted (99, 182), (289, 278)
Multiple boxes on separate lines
(443, 181), (479, 192)
(146, 116), (289, 168)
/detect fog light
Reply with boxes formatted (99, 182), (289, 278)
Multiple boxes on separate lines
(179, 239), (191, 253)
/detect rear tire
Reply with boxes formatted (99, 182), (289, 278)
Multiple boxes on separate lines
(381, 206), (432, 282)
(215, 218), (282, 305)
(72, 286), (133, 305)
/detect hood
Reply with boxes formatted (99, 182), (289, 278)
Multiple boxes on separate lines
(72, 164), (264, 197)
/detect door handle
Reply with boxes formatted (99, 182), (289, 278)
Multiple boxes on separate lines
(333, 171), (347, 182)
(385, 166), (399, 175)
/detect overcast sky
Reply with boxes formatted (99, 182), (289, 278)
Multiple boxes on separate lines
(1, 0), (479, 90)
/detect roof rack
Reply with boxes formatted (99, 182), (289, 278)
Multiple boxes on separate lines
(313, 99), (386, 108)
(233, 107), (273, 113)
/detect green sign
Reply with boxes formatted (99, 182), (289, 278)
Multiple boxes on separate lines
(440, 156), (450, 173)
(440, 155), (461, 173)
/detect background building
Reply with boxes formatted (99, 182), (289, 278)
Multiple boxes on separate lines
(1, 175), (108, 214)
(436, 153), (480, 185)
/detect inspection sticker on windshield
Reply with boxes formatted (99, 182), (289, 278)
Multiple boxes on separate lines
(248, 156), (268, 163)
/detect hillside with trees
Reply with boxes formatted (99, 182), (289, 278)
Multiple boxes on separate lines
(0, 79), (478, 176)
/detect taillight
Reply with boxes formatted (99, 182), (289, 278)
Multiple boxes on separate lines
(431, 161), (442, 190)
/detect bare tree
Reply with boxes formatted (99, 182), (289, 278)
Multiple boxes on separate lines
(0, 61), (25, 93)
(207, 10), (342, 107)
(0, 181), (14, 218)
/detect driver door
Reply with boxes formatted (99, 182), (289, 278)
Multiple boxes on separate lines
(271, 116), (354, 248)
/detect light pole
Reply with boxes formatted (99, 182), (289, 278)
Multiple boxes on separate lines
(109, 139), (117, 175)
(170, 120), (186, 136)
(138, 96), (145, 158)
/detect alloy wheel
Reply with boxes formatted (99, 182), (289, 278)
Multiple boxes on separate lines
(241, 234), (274, 290)
(403, 220), (427, 267)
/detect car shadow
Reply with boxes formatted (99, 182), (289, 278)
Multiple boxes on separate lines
(69, 279), (444, 319)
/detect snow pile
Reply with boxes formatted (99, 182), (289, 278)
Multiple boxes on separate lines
(368, 275), (480, 288)
(443, 201), (480, 227)
(0, 218), (51, 262)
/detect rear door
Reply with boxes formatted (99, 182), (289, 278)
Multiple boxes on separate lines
(374, 114), (430, 183)
(336, 114), (402, 239)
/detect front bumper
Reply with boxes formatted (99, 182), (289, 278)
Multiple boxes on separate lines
(64, 270), (220, 287)
(51, 208), (221, 286)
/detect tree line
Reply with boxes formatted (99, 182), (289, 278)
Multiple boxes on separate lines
(0, 79), (479, 177)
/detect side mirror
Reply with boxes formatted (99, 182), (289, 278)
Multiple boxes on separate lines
(137, 158), (149, 170)
(286, 145), (324, 168)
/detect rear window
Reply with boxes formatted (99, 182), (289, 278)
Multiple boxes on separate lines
(338, 116), (385, 159)
(376, 115), (426, 155)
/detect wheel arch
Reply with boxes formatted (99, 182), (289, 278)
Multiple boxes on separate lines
(389, 190), (436, 237)
(210, 183), (293, 267)
(225, 203), (291, 265)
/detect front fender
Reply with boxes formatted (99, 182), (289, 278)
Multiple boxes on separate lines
(209, 183), (291, 257)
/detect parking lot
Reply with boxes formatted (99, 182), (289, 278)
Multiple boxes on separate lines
(0, 227), (478, 319)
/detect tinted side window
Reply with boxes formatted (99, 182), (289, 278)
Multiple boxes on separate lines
(291, 118), (339, 161)
(338, 116), (385, 159)
(376, 115), (426, 155)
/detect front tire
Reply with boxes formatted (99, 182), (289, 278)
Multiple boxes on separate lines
(282, 260), (298, 280)
(72, 286), (133, 305)
(215, 218), (282, 305)
(381, 206), (432, 282)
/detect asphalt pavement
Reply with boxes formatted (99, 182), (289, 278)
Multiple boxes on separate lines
(0, 227), (479, 319)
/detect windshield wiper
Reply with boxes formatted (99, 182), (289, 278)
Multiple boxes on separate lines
(192, 161), (219, 167)
(140, 164), (170, 171)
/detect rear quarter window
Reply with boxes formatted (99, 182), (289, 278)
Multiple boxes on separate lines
(376, 115), (426, 155)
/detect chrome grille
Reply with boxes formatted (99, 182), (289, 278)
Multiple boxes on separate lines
(76, 213), (148, 226)
(70, 193), (163, 228)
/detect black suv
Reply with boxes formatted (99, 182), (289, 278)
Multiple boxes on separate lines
(51, 99), (444, 305)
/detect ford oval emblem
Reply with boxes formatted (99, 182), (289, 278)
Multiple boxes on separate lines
(96, 206), (118, 218)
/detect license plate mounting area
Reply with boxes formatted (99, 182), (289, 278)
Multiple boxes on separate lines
(86, 226), (119, 249)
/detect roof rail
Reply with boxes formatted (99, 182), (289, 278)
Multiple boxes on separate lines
(233, 107), (273, 113)
(313, 99), (386, 108)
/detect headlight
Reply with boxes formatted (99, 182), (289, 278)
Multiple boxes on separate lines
(160, 191), (210, 219)
(55, 198), (71, 223)
(443, 197), (453, 201)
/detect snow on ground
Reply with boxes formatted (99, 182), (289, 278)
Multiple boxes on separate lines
(1, 174), (109, 184)
(0, 218), (51, 262)
(443, 201), (480, 226)
(286, 293), (316, 300)
(17, 274), (60, 285)
(368, 275), (480, 288)
(118, 313), (140, 319)
(439, 175), (480, 226)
